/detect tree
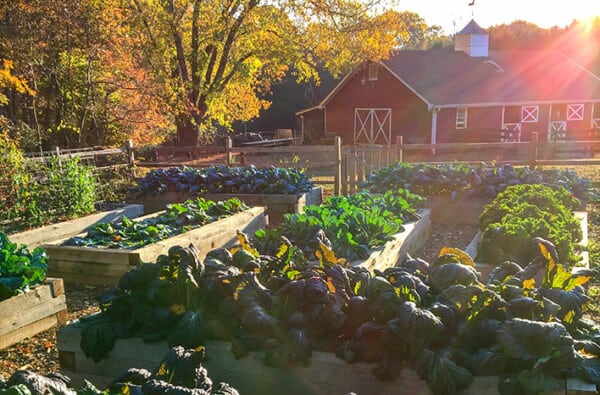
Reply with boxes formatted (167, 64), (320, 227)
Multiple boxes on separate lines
(0, 0), (170, 149)
(127, 0), (411, 145)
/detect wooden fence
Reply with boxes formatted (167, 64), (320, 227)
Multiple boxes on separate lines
(33, 132), (600, 197)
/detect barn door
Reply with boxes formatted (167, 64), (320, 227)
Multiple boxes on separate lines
(354, 108), (392, 145)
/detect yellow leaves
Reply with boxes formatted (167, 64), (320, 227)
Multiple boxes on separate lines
(563, 310), (576, 324)
(315, 241), (347, 267)
(522, 278), (536, 290)
(438, 247), (475, 267)
(0, 59), (35, 105)
(326, 277), (336, 293)
(170, 304), (186, 315)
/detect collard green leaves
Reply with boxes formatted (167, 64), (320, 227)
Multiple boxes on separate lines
(0, 232), (47, 301)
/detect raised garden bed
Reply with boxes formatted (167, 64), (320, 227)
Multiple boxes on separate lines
(466, 211), (589, 281)
(128, 187), (322, 226)
(1, 278), (67, 350)
(8, 204), (144, 249)
(353, 209), (431, 272)
(43, 207), (267, 285)
(57, 321), (594, 394)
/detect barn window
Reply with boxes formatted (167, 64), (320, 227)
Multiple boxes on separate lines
(567, 104), (584, 121)
(521, 106), (539, 123)
(368, 63), (378, 81)
(456, 108), (468, 129)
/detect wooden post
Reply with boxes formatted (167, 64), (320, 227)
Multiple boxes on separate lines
(334, 137), (342, 196)
(396, 136), (403, 163)
(54, 146), (62, 169)
(529, 132), (539, 169)
(126, 139), (136, 177)
(226, 137), (233, 166)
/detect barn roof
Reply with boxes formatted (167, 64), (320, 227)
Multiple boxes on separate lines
(298, 49), (600, 115)
(381, 49), (600, 107)
(457, 19), (488, 35)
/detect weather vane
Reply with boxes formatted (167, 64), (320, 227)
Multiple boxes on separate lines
(468, 0), (475, 18)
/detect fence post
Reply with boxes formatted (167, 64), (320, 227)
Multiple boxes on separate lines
(126, 139), (136, 177)
(529, 132), (539, 169)
(334, 136), (342, 196)
(54, 146), (62, 169)
(226, 137), (233, 166)
(396, 136), (403, 163)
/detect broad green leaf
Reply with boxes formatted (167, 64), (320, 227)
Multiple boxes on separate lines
(438, 247), (475, 267)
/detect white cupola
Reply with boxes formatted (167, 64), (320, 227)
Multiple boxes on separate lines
(455, 19), (489, 57)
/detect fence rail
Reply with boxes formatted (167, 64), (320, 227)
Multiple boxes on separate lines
(30, 133), (600, 197)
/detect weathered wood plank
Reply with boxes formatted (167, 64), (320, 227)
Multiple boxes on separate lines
(48, 259), (132, 277)
(0, 284), (54, 318)
(0, 295), (66, 336)
(0, 279), (67, 349)
(44, 246), (136, 265)
(0, 315), (59, 350)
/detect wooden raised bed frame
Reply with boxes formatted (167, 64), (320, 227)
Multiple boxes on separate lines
(57, 321), (594, 394)
(354, 209), (431, 272)
(128, 187), (323, 227)
(8, 204), (144, 249)
(43, 207), (267, 285)
(1, 278), (67, 350)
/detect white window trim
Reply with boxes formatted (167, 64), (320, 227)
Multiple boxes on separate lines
(521, 105), (539, 123)
(592, 103), (600, 129)
(567, 104), (584, 121)
(456, 108), (468, 129)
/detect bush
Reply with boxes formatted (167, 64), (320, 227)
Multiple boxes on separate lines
(23, 157), (97, 227)
(0, 131), (30, 223)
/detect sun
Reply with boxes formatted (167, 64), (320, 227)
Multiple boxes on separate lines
(578, 15), (600, 33)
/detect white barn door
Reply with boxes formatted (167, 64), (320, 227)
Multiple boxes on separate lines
(354, 108), (392, 145)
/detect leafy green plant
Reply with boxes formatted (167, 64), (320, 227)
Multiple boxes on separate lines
(130, 165), (314, 197)
(0, 131), (30, 223)
(270, 190), (424, 261)
(0, 232), (47, 301)
(477, 184), (582, 266)
(65, 197), (248, 250)
(362, 162), (595, 201)
(77, 235), (600, 394)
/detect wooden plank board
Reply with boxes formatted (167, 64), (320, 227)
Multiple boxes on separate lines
(0, 295), (66, 336)
(9, 204), (144, 248)
(57, 322), (590, 394)
(0, 279), (67, 350)
(353, 209), (432, 272)
(44, 207), (266, 285)
(0, 315), (59, 350)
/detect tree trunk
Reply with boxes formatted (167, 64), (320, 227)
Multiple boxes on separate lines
(176, 114), (200, 146)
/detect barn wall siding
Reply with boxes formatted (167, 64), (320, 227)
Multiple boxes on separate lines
(325, 67), (430, 145)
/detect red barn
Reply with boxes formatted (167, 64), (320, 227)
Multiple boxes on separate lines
(297, 20), (600, 145)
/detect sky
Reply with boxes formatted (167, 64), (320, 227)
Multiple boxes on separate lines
(398, 0), (600, 34)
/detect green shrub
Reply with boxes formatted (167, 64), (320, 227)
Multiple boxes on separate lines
(24, 157), (97, 226)
(477, 184), (582, 266)
(0, 132), (30, 223)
